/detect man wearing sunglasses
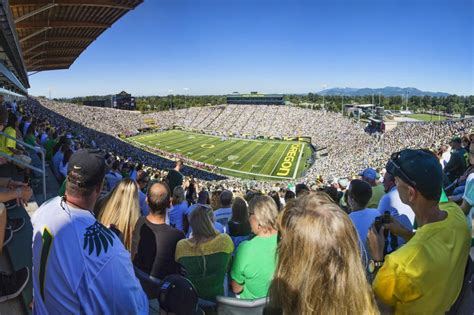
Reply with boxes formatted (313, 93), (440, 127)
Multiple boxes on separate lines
(367, 149), (470, 314)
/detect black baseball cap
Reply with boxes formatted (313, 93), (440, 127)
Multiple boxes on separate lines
(159, 275), (201, 315)
(67, 149), (106, 187)
(386, 149), (442, 201)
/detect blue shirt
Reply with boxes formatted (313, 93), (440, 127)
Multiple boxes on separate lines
(169, 201), (188, 231)
(52, 150), (64, 179)
(349, 208), (380, 260)
(138, 190), (149, 216)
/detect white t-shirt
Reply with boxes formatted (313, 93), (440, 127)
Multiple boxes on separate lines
(31, 197), (148, 315)
(377, 186), (415, 227)
(462, 173), (474, 230)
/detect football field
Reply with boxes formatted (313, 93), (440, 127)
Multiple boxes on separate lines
(128, 130), (313, 180)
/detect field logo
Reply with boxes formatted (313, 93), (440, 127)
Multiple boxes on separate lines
(201, 144), (215, 149)
(277, 144), (300, 176)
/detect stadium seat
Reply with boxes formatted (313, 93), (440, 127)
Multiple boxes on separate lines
(215, 295), (267, 315)
(133, 265), (162, 299)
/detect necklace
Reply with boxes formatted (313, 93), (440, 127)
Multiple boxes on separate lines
(60, 196), (95, 217)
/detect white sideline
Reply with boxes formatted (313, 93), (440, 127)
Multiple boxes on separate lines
(292, 143), (305, 179)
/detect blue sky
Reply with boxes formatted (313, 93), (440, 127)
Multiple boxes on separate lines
(28, 0), (473, 97)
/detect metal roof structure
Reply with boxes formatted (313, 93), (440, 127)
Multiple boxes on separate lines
(0, 0), (29, 93)
(9, 0), (143, 73)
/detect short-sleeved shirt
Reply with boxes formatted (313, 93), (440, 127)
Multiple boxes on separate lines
(169, 201), (188, 231)
(372, 202), (470, 314)
(31, 197), (148, 315)
(462, 173), (474, 230)
(231, 234), (278, 299)
(377, 186), (415, 226)
(348, 208), (380, 258)
(131, 217), (184, 279)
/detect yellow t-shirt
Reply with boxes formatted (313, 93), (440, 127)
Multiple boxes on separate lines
(0, 126), (17, 155)
(373, 202), (470, 314)
(368, 184), (385, 208)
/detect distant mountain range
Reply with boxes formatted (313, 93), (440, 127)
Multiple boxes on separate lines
(318, 87), (450, 97)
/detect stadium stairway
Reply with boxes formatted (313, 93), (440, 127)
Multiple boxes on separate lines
(0, 151), (59, 315)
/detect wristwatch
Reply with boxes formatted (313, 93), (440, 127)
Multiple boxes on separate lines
(367, 259), (384, 274)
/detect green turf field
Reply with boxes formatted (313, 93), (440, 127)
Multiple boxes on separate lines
(406, 114), (447, 122)
(128, 130), (313, 180)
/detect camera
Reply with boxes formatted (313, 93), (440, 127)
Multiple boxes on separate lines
(373, 211), (399, 255)
(374, 211), (391, 232)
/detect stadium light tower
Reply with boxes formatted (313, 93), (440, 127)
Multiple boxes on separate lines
(321, 84), (327, 109)
(183, 88), (189, 108)
(341, 94), (344, 115)
(168, 89), (173, 110)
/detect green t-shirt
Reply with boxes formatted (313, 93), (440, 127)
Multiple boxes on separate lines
(231, 234), (277, 299)
(24, 134), (36, 146)
(368, 184), (385, 209)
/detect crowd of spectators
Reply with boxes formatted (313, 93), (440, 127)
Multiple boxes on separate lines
(4, 97), (473, 314)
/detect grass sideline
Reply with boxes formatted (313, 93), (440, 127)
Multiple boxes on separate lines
(406, 114), (447, 122)
(128, 130), (313, 180)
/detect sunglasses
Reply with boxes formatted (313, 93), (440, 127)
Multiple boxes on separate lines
(388, 151), (417, 187)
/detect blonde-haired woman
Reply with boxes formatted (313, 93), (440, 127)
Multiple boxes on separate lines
(175, 206), (233, 301)
(230, 195), (279, 299)
(95, 178), (140, 252)
(266, 192), (379, 315)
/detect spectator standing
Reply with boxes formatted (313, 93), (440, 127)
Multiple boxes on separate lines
(31, 149), (148, 314)
(169, 186), (188, 231)
(360, 168), (385, 208)
(377, 172), (415, 225)
(105, 160), (123, 191)
(445, 137), (468, 183)
(166, 160), (184, 193)
(228, 197), (251, 251)
(214, 190), (233, 226)
(347, 179), (380, 260)
(368, 149), (471, 314)
(132, 182), (184, 284)
(459, 142), (474, 232)
(136, 169), (150, 216)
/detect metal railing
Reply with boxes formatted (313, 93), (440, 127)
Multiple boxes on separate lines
(0, 131), (47, 201)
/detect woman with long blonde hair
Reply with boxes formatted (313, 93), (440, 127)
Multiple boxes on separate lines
(96, 178), (140, 252)
(175, 206), (233, 301)
(266, 192), (379, 315)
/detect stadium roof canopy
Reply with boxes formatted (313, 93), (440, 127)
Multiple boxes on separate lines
(9, 0), (143, 73)
(0, 1), (29, 94)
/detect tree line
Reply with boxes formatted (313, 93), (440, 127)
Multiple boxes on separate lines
(58, 94), (473, 115)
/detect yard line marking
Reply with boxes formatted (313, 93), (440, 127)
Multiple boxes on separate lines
(292, 143), (305, 179)
(270, 143), (290, 176)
